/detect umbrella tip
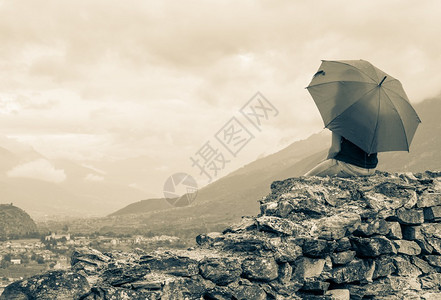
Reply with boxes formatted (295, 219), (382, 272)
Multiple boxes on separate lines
(379, 76), (387, 86)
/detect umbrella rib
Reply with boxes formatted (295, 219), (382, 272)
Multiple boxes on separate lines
(307, 80), (377, 88)
(324, 85), (378, 128)
(382, 86), (421, 122)
(382, 90), (410, 152)
(369, 90), (381, 154)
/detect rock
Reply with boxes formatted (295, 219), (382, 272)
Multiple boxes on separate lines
(425, 238), (441, 254)
(330, 251), (356, 265)
(424, 255), (441, 267)
(420, 273), (441, 289)
(277, 200), (295, 217)
(215, 233), (272, 253)
(417, 239), (435, 254)
(417, 192), (441, 208)
(421, 223), (441, 253)
(229, 279), (267, 300)
(260, 201), (279, 216)
(335, 237), (352, 252)
(421, 223), (441, 239)
(0, 270), (90, 300)
(331, 260), (374, 284)
(325, 289), (350, 300)
(392, 256), (422, 277)
(293, 257), (326, 281)
(373, 256), (396, 279)
(392, 240), (421, 255)
(301, 280), (331, 293)
(353, 219), (389, 237)
(410, 256), (436, 274)
(401, 225), (423, 240)
(71, 247), (111, 268)
(351, 236), (397, 257)
(267, 280), (304, 297)
(395, 207), (424, 225)
(122, 272), (172, 290)
(179, 276), (215, 299)
(422, 292), (441, 300)
(424, 206), (441, 222)
(316, 212), (361, 240)
(270, 237), (303, 262)
(374, 182), (416, 206)
(365, 193), (397, 217)
(199, 257), (242, 286)
(242, 256), (278, 281)
(140, 255), (199, 277)
(223, 217), (256, 233)
(196, 231), (222, 246)
(256, 215), (300, 235)
(277, 262), (293, 284)
(302, 238), (337, 258)
(82, 286), (160, 299)
(386, 221), (403, 240)
(102, 265), (150, 286)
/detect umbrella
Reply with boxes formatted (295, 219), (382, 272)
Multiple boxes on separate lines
(306, 59), (421, 154)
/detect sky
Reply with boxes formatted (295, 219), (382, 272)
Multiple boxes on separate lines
(1, 0), (441, 193)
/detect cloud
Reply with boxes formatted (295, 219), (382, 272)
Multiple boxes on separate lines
(1, 0), (441, 188)
(84, 173), (104, 182)
(7, 159), (66, 183)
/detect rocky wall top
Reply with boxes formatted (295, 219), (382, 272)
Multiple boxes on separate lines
(2, 171), (441, 300)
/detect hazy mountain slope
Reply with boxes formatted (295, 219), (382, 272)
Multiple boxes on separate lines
(378, 96), (441, 172)
(109, 132), (330, 217)
(109, 198), (170, 216)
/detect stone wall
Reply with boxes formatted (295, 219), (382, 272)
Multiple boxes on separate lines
(1, 171), (441, 299)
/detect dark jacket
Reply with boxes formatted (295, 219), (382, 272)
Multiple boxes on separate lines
(334, 137), (378, 169)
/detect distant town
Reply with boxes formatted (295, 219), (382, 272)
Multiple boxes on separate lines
(0, 232), (185, 294)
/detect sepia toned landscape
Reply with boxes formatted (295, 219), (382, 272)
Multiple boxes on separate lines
(1, 1), (441, 299)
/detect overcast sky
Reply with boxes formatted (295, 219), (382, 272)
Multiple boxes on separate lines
(1, 0), (440, 190)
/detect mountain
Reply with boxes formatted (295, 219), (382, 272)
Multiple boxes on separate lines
(109, 198), (170, 217)
(107, 96), (441, 236)
(0, 204), (38, 240)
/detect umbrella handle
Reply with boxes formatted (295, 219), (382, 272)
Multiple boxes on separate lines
(379, 76), (387, 86)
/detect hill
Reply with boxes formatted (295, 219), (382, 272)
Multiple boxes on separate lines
(0, 204), (38, 240)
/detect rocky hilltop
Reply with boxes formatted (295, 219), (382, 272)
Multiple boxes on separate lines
(0, 204), (38, 240)
(2, 171), (441, 299)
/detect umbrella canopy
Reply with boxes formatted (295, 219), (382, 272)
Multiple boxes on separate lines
(307, 59), (421, 154)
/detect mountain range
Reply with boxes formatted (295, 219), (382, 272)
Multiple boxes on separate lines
(1, 95), (440, 226)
